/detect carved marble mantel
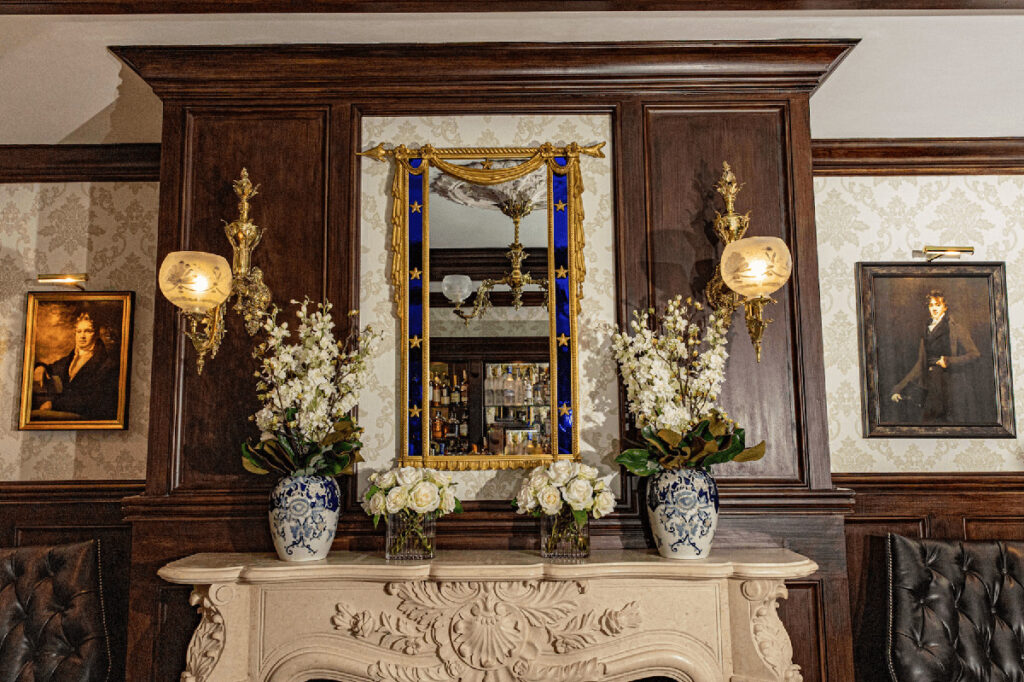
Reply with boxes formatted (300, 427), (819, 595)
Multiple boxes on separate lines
(159, 548), (817, 682)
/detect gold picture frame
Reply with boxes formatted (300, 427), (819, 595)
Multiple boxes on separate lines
(360, 142), (604, 470)
(19, 291), (134, 430)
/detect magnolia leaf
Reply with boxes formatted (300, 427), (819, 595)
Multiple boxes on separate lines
(657, 429), (683, 449)
(734, 440), (767, 462)
(658, 453), (690, 470)
(240, 444), (271, 475)
(708, 414), (729, 438)
(617, 449), (662, 477)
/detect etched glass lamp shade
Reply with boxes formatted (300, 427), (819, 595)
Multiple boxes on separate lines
(158, 251), (233, 314)
(441, 274), (474, 304)
(721, 236), (793, 300)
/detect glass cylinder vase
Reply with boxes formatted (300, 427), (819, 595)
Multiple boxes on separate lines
(540, 506), (590, 559)
(385, 510), (437, 560)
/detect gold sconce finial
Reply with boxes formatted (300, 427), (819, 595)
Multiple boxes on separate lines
(704, 162), (792, 362)
(158, 168), (272, 374)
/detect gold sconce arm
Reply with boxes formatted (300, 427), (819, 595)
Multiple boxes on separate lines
(158, 168), (273, 375)
(704, 162), (793, 362)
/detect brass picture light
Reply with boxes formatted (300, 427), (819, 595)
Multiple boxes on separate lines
(157, 169), (272, 374)
(705, 162), (793, 362)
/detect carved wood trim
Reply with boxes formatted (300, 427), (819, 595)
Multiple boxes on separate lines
(812, 138), (1024, 176)
(112, 42), (858, 99)
(5, 0), (1020, 13)
(0, 144), (161, 182)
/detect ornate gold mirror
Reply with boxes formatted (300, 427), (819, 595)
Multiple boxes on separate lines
(361, 142), (605, 470)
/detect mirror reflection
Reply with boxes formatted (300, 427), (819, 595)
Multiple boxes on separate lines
(427, 162), (552, 457)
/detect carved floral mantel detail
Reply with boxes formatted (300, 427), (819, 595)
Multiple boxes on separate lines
(333, 580), (640, 682)
(157, 549), (817, 682)
(181, 584), (233, 682)
(741, 579), (802, 682)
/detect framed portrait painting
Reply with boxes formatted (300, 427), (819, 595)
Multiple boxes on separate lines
(856, 263), (1014, 438)
(19, 291), (134, 430)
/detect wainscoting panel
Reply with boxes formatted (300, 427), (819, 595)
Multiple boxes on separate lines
(836, 473), (1024, 680)
(0, 481), (143, 682)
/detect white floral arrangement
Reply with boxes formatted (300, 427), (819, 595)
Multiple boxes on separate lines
(513, 461), (616, 523)
(362, 466), (463, 527)
(611, 294), (764, 476)
(242, 298), (381, 478)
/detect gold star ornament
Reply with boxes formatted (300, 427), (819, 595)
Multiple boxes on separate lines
(559, 403), (571, 417)
(409, 405), (422, 418)
(554, 200), (567, 211)
(557, 333), (570, 347)
(410, 202), (423, 214)
(409, 335), (422, 349)
(409, 268), (422, 280)
(555, 266), (568, 279)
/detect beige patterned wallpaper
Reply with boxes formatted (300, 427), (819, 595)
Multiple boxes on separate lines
(815, 176), (1024, 472)
(0, 182), (157, 481)
(359, 115), (619, 499)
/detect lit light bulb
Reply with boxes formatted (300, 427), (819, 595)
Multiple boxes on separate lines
(158, 251), (232, 314)
(721, 236), (792, 300)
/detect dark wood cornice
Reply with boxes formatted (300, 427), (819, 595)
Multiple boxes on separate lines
(812, 138), (1024, 176)
(112, 41), (858, 99)
(0, 144), (161, 183)
(5, 0), (1023, 13)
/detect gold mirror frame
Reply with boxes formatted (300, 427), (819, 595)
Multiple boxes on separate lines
(361, 141), (605, 470)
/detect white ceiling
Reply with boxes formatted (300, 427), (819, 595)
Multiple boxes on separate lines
(0, 12), (1023, 144)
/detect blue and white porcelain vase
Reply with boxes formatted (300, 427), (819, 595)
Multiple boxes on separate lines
(269, 474), (341, 562)
(646, 467), (719, 559)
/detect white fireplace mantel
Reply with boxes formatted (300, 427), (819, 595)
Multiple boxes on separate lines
(159, 548), (817, 682)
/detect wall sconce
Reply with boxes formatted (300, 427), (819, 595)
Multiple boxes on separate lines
(705, 162), (793, 362)
(37, 273), (88, 290)
(157, 169), (272, 375)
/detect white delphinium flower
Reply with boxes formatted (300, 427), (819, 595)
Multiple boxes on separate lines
(611, 295), (729, 435)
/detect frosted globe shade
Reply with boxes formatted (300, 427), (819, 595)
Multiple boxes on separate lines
(158, 251), (232, 314)
(720, 237), (792, 300)
(441, 274), (474, 304)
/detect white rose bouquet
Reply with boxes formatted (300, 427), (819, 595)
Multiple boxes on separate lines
(362, 466), (462, 558)
(514, 462), (616, 556)
(611, 295), (765, 477)
(241, 298), (380, 478)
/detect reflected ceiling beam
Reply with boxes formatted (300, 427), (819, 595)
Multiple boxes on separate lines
(430, 247), (548, 282)
(430, 291), (547, 309)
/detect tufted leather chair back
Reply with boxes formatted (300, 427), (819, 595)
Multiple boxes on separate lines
(0, 541), (110, 682)
(886, 533), (1024, 682)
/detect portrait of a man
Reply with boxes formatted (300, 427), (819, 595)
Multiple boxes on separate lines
(857, 263), (1014, 438)
(19, 292), (134, 430)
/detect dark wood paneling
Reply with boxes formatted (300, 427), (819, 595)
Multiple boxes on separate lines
(6, 0), (1021, 13)
(172, 108), (329, 492)
(812, 137), (1024, 175)
(120, 42), (856, 681)
(837, 473), (1024, 680)
(0, 481), (143, 682)
(0, 144), (161, 182)
(643, 104), (801, 484)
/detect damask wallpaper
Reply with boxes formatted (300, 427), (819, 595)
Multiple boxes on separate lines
(359, 115), (619, 499)
(0, 182), (158, 480)
(815, 175), (1024, 472)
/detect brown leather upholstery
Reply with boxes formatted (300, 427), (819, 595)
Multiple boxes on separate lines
(0, 541), (110, 682)
(884, 533), (1024, 682)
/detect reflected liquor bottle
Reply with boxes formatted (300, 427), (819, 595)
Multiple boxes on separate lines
(461, 371), (469, 406)
(503, 367), (516, 406)
(524, 369), (534, 406)
(450, 374), (460, 405)
(431, 411), (444, 440)
(441, 376), (450, 406)
(431, 373), (441, 405)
